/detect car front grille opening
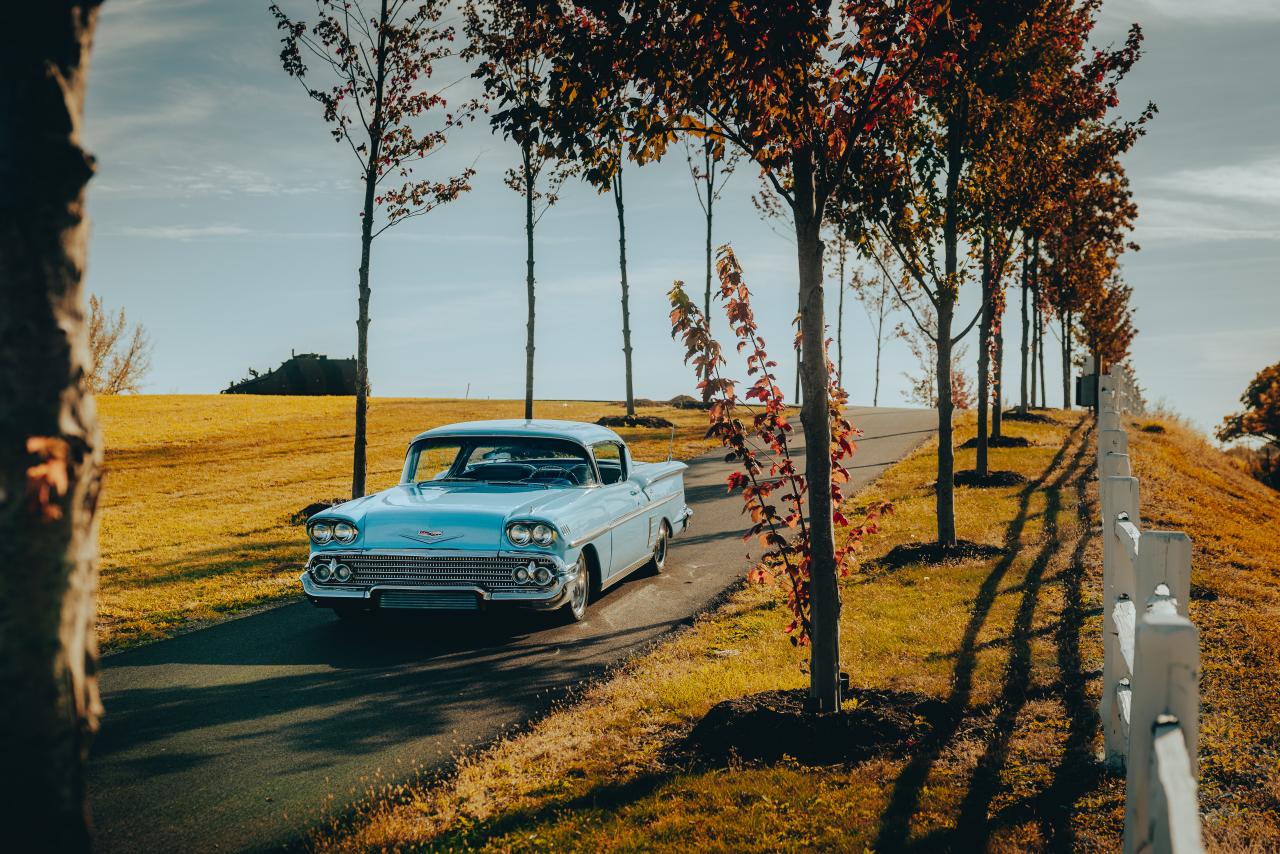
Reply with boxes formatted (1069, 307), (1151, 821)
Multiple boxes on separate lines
(379, 590), (480, 610)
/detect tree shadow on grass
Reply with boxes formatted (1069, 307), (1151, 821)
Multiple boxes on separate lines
(874, 417), (1092, 852)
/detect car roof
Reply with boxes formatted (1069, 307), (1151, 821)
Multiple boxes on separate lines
(411, 419), (624, 446)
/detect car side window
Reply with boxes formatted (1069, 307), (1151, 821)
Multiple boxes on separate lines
(592, 441), (626, 485)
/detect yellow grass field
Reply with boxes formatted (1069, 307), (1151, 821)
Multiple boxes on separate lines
(315, 410), (1280, 852)
(97, 396), (719, 651)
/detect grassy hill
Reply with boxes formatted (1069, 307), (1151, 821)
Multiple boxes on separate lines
(311, 410), (1280, 852)
(96, 396), (717, 650)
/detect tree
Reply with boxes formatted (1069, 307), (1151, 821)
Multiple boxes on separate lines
(1, 3), (104, 848)
(847, 238), (897, 405)
(545, 0), (941, 711)
(271, 0), (476, 497)
(465, 0), (568, 420)
(86, 295), (153, 394)
(685, 114), (740, 322)
(1218, 362), (1280, 488)
(897, 312), (975, 410)
(1075, 273), (1136, 375)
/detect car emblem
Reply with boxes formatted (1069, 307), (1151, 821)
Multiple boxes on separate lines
(400, 529), (461, 545)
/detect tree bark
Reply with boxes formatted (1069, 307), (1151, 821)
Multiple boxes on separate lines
(0, 4), (104, 848)
(1019, 236), (1030, 413)
(523, 143), (536, 420)
(1061, 308), (1072, 410)
(1038, 297), (1047, 408)
(613, 167), (635, 416)
(836, 242), (845, 382)
(352, 0), (389, 499)
(992, 325), (1004, 438)
(975, 233), (992, 477)
(873, 278), (886, 407)
(934, 115), (963, 547)
(1029, 285), (1039, 409)
(791, 150), (839, 713)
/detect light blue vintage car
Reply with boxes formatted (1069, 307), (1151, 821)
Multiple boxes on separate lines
(301, 419), (692, 623)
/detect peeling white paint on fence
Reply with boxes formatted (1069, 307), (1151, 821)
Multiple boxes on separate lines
(1096, 365), (1204, 854)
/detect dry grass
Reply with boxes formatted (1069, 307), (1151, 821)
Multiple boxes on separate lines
(96, 396), (719, 651)
(312, 409), (1280, 852)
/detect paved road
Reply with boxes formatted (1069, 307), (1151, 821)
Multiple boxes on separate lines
(88, 406), (936, 853)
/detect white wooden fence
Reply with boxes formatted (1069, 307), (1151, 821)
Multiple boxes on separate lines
(1096, 365), (1204, 854)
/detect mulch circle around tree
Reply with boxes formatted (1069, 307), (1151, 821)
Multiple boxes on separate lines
(596, 415), (676, 429)
(1001, 409), (1056, 423)
(953, 469), (1028, 488)
(1141, 423), (1167, 434)
(880, 539), (1006, 570)
(677, 688), (951, 766)
(959, 434), (1032, 449)
(290, 498), (348, 525)
(667, 394), (710, 410)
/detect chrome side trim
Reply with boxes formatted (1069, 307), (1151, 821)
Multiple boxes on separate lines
(599, 551), (655, 591)
(568, 492), (681, 548)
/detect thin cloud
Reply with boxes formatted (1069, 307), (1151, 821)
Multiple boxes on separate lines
(117, 224), (251, 240)
(1153, 156), (1280, 207)
(1135, 196), (1280, 243)
(1110, 0), (1280, 20)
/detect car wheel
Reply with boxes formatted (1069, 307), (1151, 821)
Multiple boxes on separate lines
(648, 522), (670, 574)
(559, 553), (590, 623)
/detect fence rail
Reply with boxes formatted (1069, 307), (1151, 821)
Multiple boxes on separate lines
(1096, 365), (1204, 854)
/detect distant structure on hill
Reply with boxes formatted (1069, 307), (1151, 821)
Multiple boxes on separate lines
(222, 351), (357, 395)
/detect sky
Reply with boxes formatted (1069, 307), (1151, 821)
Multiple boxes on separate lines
(82, 0), (1280, 435)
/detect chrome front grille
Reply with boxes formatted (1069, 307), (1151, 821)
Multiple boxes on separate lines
(322, 552), (556, 590)
(380, 590), (480, 610)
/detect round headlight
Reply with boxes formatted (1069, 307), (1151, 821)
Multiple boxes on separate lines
(514, 566), (531, 583)
(333, 522), (357, 543)
(310, 522), (333, 544)
(534, 566), (553, 585)
(313, 561), (333, 582)
(334, 563), (353, 583)
(532, 524), (555, 546)
(508, 523), (531, 545)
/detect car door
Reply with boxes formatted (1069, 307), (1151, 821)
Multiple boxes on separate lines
(592, 441), (650, 577)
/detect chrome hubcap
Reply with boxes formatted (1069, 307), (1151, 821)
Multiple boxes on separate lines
(570, 558), (588, 615)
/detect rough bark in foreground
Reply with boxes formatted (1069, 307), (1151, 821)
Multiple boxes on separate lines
(792, 150), (839, 713)
(934, 119), (963, 547)
(0, 3), (104, 848)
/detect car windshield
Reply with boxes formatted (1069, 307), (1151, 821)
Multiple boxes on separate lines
(402, 436), (597, 487)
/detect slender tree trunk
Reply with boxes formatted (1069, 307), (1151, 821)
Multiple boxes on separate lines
(935, 115), (963, 547)
(523, 143), (536, 420)
(795, 287), (802, 404)
(791, 150), (839, 713)
(1029, 287), (1039, 409)
(992, 326), (1004, 438)
(1061, 308), (1072, 410)
(1019, 236), (1030, 413)
(836, 242), (845, 382)
(1038, 300), (1047, 408)
(0, 4), (104, 848)
(703, 143), (714, 321)
(874, 279), (886, 407)
(352, 0), (389, 499)
(976, 234), (992, 477)
(613, 168), (635, 416)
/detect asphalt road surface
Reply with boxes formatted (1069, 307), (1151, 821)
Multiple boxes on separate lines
(88, 406), (937, 853)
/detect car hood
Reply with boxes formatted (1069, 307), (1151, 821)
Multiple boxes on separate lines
(333, 483), (588, 550)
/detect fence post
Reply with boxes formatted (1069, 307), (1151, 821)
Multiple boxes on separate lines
(1135, 532), (1193, 618)
(1124, 609), (1200, 854)
(1102, 474), (1141, 768)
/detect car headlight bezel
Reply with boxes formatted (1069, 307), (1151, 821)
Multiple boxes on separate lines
(333, 563), (353, 583)
(507, 522), (532, 546)
(531, 524), (555, 546)
(313, 560), (334, 582)
(309, 521), (334, 545)
(333, 521), (357, 544)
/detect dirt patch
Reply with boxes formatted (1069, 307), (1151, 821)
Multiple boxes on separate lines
(1141, 422), (1167, 434)
(1002, 409), (1057, 423)
(677, 688), (949, 766)
(880, 539), (1006, 569)
(290, 498), (348, 525)
(954, 469), (1028, 487)
(596, 415), (676, 429)
(959, 434), (1032, 449)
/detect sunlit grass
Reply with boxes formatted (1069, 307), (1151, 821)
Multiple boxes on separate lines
(312, 409), (1280, 852)
(96, 395), (721, 651)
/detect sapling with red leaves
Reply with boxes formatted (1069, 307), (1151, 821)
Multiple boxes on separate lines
(270, 0), (477, 497)
(670, 246), (890, 658)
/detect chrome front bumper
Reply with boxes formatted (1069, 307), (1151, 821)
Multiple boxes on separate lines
(300, 550), (576, 612)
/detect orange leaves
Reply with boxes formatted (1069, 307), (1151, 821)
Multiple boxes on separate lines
(25, 437), (70, 523)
